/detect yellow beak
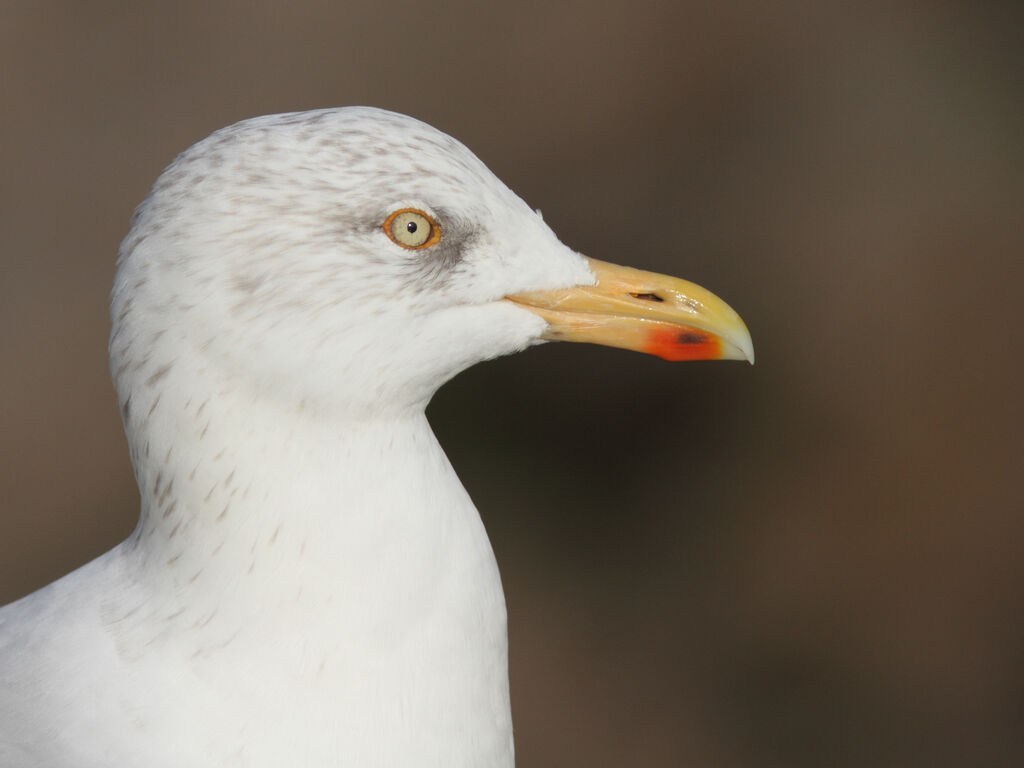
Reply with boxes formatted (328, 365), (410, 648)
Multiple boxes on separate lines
(505, 257), (754, 363)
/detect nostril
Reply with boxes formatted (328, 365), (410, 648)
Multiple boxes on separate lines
(629, 292), (664, 302)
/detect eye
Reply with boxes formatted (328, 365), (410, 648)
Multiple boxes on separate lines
(383, 208), (441, 249)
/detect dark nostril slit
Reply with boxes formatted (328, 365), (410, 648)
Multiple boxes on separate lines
(630, 292), (664, 302)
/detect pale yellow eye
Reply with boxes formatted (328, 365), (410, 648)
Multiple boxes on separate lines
(383, 208), (441, 249)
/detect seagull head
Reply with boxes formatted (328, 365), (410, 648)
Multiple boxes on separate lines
(110, 107), (752, 419)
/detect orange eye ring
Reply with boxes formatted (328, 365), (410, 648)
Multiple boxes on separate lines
(383, 208), (442, 249)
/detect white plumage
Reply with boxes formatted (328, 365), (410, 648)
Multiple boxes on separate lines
(0, 107), (751, 767)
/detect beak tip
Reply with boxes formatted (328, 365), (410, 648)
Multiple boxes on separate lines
(742, 340), (755, 366)
(725, 345), (755, 365)
(725, 330), (755, 365)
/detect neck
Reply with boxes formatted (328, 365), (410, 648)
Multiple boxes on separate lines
(112, 363), (513, 763)
(120, 362), (504, 612)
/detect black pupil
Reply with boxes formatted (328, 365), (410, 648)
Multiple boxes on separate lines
(406, 221), (418, 234)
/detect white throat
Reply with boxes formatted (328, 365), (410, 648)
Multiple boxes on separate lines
(109, 361), (514, 766)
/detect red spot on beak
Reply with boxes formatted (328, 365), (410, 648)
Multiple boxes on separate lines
(644, 326), (723, 361)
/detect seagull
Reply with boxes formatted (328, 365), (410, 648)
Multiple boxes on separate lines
(0, 107), (752, 767)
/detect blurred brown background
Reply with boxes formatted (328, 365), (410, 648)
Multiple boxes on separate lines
(1, 1), (1022, 765)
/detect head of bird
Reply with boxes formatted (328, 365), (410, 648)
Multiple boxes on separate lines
(110, 108), (751, 425)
